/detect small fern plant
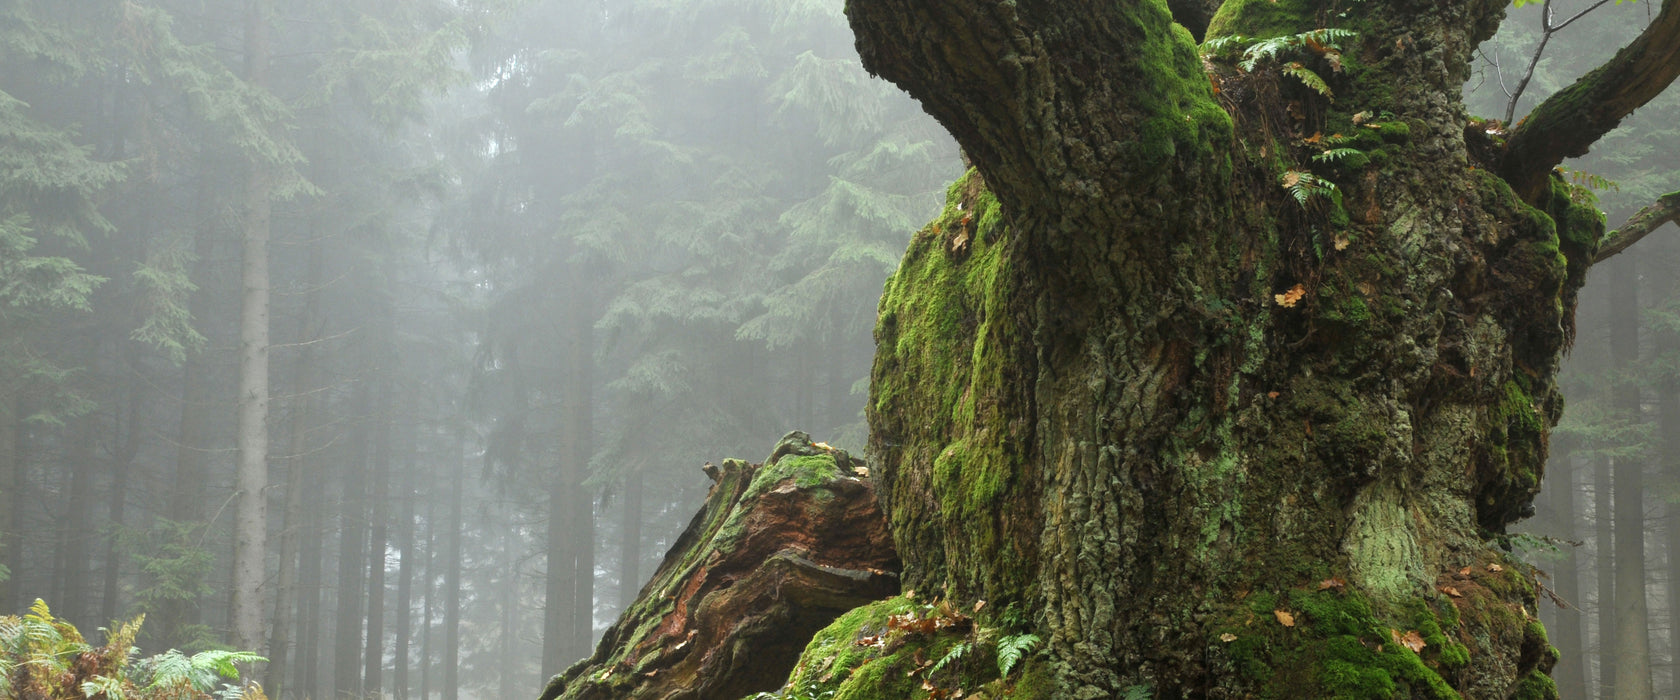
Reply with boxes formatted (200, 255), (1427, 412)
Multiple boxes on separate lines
(996, 632), (1041, 677)
(1202, 28), (1357, 99)
(1281, 170), (1340, 206)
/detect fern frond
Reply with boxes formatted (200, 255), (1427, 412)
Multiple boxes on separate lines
(1281, 170), (1339, 206)
(931, 641), (971, 675)
(1280, 63), (1333, 98)
(81, 674), (127, 700)
(996, 633), (1040, 677)
(1312, 148), (1364, 163)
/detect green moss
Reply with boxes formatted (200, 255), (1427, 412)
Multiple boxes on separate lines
(743, 453), (843, 502)
(1217, 590), (1464, 699)
(1206, 0), (1324, 40)
(1508, 671), (1558, 700)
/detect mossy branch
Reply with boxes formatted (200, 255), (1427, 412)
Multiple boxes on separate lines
(1499, 0), (1680, 202)
(1594, 190), (1680, 262)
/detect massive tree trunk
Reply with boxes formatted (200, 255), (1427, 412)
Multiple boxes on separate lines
(805, 0), (1680, 695)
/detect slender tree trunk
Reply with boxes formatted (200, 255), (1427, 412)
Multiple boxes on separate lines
(617, 466), (643, 612)
(393, 437), (416, 700)
(1665, 355), (1680, 700)
(1550, 444), (1589, 700)
(544, 287), (596, 674)
(500, 523), (518, 700)
(419, 491), (435, 700)
(265, 303), (320, 694)
(1608, 256), (1653, 700)
(334, 381), (372, 698)
(0, 394), (16, 611)
(230, 0), (274, 656)
(61, 419), (96, 626)
(101, 382), (143, 624)
(1597, 453), (1617, 696)
(365, 372), (393, 696)
(443, 434), (464, 700)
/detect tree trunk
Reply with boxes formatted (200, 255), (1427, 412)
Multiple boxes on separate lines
(616, 465), (643, 613)
(61, 418), (96, 627)
(365, 371), (393, 696)
(1596, 453), (1616, 696)
(1547, 444), (1588, 700)
(296, 417), (327, 699)
(545, 285), (596, 675)
(820, 0), (1625, 694)
(0, 394), (16, 611)
(393, 436), (417, 700)
(419, 491), (435, 700)
(443, 434), (464, 700)
(230, 0), (274, 656)
(266, 233), (322, 696)
(1607, 255), (1652, 699)
(334, 380), (372, 699)
(101, 381), (142, 624)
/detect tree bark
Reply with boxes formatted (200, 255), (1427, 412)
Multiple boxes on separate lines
(823, 0), (1659, 693)
(539, 433), (900, 700)
(100, 380), (142, 625)
(265, 240), (321, 695)
(230, 0), (274, 657)
(0, 394), (16, 611)
(616, 465), (644, 613)
(545, 284), (596, 675)
(1607, 256), (1653, 700)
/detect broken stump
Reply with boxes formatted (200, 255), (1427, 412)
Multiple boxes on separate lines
(538, 431), (901, 700)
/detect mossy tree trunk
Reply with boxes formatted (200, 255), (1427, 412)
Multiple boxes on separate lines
(844, 0), (1680, 696)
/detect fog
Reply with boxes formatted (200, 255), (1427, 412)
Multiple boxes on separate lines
(0, 0), (1676, 698)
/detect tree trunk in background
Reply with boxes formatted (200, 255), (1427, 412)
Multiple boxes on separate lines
(230, 0), (274, 656)
(500, 524), (519, 700)
(333, 381), (372, 698)
(1548, 444), (1588, 700)
(101, 382), (142, 624)
(617, 466), (643, 612)
(364, 372), (393, 696)
(1596, 454), (1617, 696)
(266, 233), (322, 696)
(420, 493), (435, 700)
(443, 435), (464, 700)
(0, 395), (16, 611)
(393, 438), (417, 700)
(61, 419), (96, 626)
(545, 285), (596, 674)
(1608, 256), (1653, 700)
(295, 401), (328, 699)
(1665, 354), (1680, 700)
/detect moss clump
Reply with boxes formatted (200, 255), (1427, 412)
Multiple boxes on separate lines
(1205, 0), (1324, 41)
(1214, 589), (1464, 699)
(743, 453), (844, 503)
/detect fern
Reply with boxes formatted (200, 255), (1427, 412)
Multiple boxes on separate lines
(1124, 685), (1155, 700)
(996, 632), (1040, 677)
(931, 641), (971, 675)
(1312, 148), (1365, 163)
(1281, 170), (1339, 206)
(1280, 63), (1333, 98)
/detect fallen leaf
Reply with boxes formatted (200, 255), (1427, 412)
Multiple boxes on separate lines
(1391, 629), (1426, 653)
(1275, 284), (1307, 308)
(974, 599), (988, 613)
(1458, 566), (1473, 577)
(853, 466), (870, 477)
(1352, 110), (1372, 125)
(1334, 236), (1350, 251)
(1220, 632), (1239, 642)
(1275, 610), (1295, 627)
(1267, 391), (1281, 399)
(1318, 577), (1347, 593)
(1440, 586), (1463, 598)
(1487, 563), (1503, 573)
(814, 441), (834, 451)
(1302, 132), (1325, 145)
(1281, 171), (1302, 189)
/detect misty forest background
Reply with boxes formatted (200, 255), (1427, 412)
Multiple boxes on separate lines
(0, 0), (1675, 698)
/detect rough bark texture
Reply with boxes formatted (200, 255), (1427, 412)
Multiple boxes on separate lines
(537, 432), (900, 700)
(785, 0), (1641, 695)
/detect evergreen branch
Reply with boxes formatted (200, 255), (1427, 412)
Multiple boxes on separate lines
(1594, 190), (1680, 262)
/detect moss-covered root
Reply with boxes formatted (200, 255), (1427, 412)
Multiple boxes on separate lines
(537, 431), (900, 700)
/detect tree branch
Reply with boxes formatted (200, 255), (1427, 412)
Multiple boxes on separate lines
(1499, 0), (1680, 202)
(1594, 190), (1680, 262)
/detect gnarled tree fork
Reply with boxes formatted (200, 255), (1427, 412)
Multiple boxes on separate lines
(817, 0), (1680, 696)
